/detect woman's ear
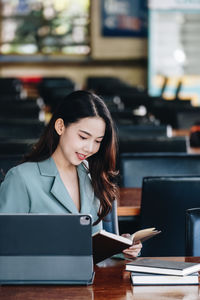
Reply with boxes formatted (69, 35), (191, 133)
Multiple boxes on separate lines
(55, 118), (65, 136)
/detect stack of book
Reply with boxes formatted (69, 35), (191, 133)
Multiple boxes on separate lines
(125, 258), (200, 285)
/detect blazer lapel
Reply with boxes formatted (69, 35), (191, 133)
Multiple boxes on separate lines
(38, 157), (78, 214)
(50, 175), (78, 213)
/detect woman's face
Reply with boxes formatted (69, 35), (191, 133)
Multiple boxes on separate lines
(54, 116), (106, 167)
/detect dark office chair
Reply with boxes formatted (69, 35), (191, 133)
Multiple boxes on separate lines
(38, 77), (76, 112)
(140, 176), (200, 257)
(117, 124), (169, 138)
(120, 153), (200, 188)
(102, 200), (119, 235)
(0, 78), (22, 100)
(0, 119), (45, 139)
(177, 109), (200, 129)
(0, 139), (36, 155)
(149, 98), (192, 128)
(185, 208), (200, 256)
(86, 76), (140, 96)
(118, 136), (187, 154)
(0, 100), (40, 119)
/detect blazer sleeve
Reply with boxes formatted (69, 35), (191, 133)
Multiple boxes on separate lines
(0, 167), (30, 213)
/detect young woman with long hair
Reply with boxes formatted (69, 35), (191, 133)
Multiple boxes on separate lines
(0, 90), (142, 259)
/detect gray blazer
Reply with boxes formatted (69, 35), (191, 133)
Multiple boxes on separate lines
(0, 157), (102, 234)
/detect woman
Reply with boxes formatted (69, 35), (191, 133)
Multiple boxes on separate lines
(0, 90), (141, 259)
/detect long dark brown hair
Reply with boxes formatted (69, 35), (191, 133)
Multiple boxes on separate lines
(23, 90), (119, 225)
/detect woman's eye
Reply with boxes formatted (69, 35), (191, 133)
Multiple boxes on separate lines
(96, 140), (102, 144)
(79, 135), (87, 140)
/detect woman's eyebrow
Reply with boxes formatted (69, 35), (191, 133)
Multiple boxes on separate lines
(79, 130), (104, 138)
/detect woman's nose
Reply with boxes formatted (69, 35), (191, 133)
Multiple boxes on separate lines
(83, 141), (94, 153)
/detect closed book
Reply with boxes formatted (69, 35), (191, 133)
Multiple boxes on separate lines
(126, 259), (200, 276)
(92, 228), (160, 264)
(131, 272), (199, 285)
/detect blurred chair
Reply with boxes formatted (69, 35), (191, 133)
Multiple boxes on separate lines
(38, 77), (76, 112)
(102, 200), (119, 234)
(120, 153), (200, 188)
(140, 176), (200, 256)
(116, 124), (188, 154)
(119, 137), (187, 154)
(149, 98), (192, 128)
(0, 78), (23, 101)
(185, 208), (200, 256)
(0, 119), (45, 139)
(0, 139), (36, 155)
(0, 100), (40, 119)
(102, 95), (124, 113)
(117, 124), (170, 138)
(177, 109), (200, 129)
(86, 76), (141, 96)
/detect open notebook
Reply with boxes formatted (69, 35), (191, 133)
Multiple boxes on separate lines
(0, 214), (94, 285)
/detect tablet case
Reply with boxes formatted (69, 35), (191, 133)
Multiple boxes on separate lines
(0, 214), (94, 285)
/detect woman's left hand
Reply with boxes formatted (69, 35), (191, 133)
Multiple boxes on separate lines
(121, 234), (142, 258)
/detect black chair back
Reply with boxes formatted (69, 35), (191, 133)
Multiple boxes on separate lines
(185, 208), (200, 256)
(119, 137), (187, 154)
(120, 153), (200, 188)
(0, 119), (45, 139)
(140, 176), (200, 256)
(0, 78), (22, 100)
(38, 77), (75, 111)
(177, 109), (200, 129)
(117, 124), (169, 138)
(0, 100), (40, 119)
(0, 139), (36, 155)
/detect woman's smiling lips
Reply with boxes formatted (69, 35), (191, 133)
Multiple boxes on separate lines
(76, 152), (87, 160)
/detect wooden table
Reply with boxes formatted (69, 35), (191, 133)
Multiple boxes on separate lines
(118, 187), (141, 216)
(0, 257), (199, 300)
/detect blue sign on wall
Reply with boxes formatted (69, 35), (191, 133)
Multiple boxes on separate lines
(102, 0), (148, 37)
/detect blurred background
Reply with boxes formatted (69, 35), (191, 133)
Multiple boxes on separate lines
(1, 0), (200, 237)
